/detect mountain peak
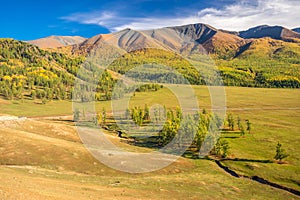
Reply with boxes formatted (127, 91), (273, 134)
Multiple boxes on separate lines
(165, 23), (218, 44)
(166, 23), (216, 30)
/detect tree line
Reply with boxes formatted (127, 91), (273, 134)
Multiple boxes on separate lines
(73, 105), (289, 162)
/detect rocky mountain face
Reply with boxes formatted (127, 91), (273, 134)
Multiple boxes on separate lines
(71, 23), (249, 58)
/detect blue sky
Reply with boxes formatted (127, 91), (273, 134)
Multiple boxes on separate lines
(0, 0), (299, 40)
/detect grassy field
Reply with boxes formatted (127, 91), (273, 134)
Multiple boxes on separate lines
(0, 117), (298, 199)
(0, 86), (299, 199)
(1, 86), (298, 116)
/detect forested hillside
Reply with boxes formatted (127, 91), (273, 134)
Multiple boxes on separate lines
(0, 39), (162, 101)
(0, 39), (84, 101)
(109, 44), (300, 87)
(217, 38), (300, 87)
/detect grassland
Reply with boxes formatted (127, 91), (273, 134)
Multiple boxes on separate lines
(0, 86), (299, 199)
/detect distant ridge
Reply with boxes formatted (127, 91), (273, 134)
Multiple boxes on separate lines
(238, 25), (300, 40)
(292, 28), (300, 34)
(28, 36), (86, 48)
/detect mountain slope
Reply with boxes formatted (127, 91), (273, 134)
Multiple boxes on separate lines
(132, 24), (216, 52)
(292, 28), (300, 33)
(235, 37), (300, 60)
(71, 28), (169, 56)
(168, 23), (217, 43)
(238, 25), (300, 41)
(28, 36), (86, 48)
(140, 23), (219, 54)
(202, 31), (247, 59)
(216, 37), (300, 87)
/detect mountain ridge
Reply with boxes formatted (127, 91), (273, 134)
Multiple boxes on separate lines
(292, 28), (300, 33)
(65, 23), (300, 60)
(28, 36), (86, 49)
(238, 25), (300, 41)
(71, 23), (250, 58)
(25, 23), (300, 51)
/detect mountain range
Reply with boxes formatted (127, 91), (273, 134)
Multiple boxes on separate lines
(0, 23), (299, 102)
(28, 24), (300, 55)
(63, 24), (299, 68)
(71, 23), (246, 57)
(60, 23), (300, 88)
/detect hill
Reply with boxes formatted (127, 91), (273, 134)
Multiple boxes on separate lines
(28, 36), (86, 48)
(217, 37), (300, 87)
(0, 39), (161, 101)
(0, 39), (84, 101)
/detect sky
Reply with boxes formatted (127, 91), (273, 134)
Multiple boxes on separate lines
(0, 0), (299, 40)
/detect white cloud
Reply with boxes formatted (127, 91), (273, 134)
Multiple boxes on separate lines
(61, 11), (117, 26)
(61, 0), (300, 32)
(196, 0), (300, 30)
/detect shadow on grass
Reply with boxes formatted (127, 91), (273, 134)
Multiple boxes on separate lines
(182, 150), (201, 159)
(215, 160), (300, 196)
(126, 136), (161, 149)
(52, 119), (74, 123)
(223, 136), (241, 139)
(222, 158), (274, 163)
